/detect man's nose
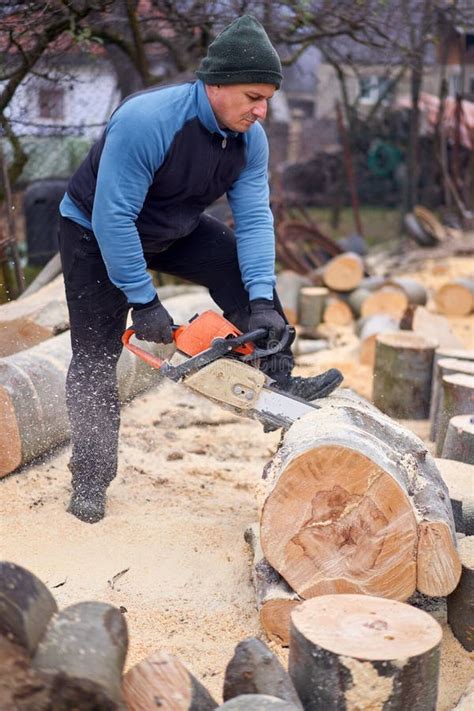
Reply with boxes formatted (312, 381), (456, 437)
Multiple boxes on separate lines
(252, 101), (267, 120)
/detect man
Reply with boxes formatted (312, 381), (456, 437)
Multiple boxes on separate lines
(58, 15), (343, 523)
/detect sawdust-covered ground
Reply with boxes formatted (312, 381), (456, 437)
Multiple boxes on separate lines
(0, 256), (473, 708)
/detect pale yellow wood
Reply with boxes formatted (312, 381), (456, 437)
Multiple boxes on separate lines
(360, 287), (408, 319)
(123, 652), (192, 711)
(416, 521), (462, 595)
(321, 252), (364, 292)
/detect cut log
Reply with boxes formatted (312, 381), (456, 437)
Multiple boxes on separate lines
(244, 525), (301, 647)
(0, 275), (68, 357)
(429, 358), (474, 442)
(288, 594), (442, 711)
(343, 277), (385, 318)
(447, 536), (473, 651)
(373, 332), (438, 419)
(320, 252), (364, 292)
(360, 286), (408, 319)
(442, 415), (474, 464)
(385, 276), (428, 306)
(122, 650), (217, 711)
(357, 314), (399, 366)
(260, 392), (460, 600)
(0, 292), (215, 478)
(0, 561), (58, 654)
(435, 278), (474, 316)
(275, 270), (311, 325)
(412, 307), (464, 350)
(322, 297), (353, 326)
(436, 373), (474, 456)
(19, 252), (62, 300)
(297, 287), (328, 337)
(222, 638), (302, 709)
(32, 601), (128, 710)
(0, 635), (52, 710)
(216, 696), (301, 710)
(435, 458), (474, 536)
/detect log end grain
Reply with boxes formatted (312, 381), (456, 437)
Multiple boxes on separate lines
(435, 282), (474, 316)
(416, 521), (462, 596)
(322, 253), (364, 292)
(360, 287), (408, 319)
(261, 445), (418, 601)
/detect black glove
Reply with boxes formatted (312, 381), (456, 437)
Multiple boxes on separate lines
(248, 298), (286, 341)
(131, 295), (174, 344)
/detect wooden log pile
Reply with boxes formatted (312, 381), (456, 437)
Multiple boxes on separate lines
(1, 561), (451, 710)
(0, 291), (215, 479)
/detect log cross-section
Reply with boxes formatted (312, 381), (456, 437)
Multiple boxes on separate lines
(260, 392), (461, 600)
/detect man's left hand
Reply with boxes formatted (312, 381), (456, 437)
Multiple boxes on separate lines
(248, 298), (286, 340)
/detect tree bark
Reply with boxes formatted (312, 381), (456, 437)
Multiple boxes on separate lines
(430, 358), (474, 442)
(288, 594), (442, 711)
(447, 536), (473, 651)
(260, 391), (460, 600)
(0, 562), (57, 655)
(123, 651), (217, 711)
(436, 373), (474, 456)
(373, 332), (437, 419)
(320, 252), (364, 292)
(435, 279), (474, 316)
(0, 291), (214, 477)
(223, 638), (302, 709)
(32, 602), (128, 710)
(244, 525), (301, 647)
(0, 636), (52, 710)
(441, 415), (474, 464)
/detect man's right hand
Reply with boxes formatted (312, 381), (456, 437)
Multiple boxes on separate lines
(131, 296), (174, 344)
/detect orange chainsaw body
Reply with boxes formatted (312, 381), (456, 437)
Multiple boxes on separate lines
(174, 310), (253, 357)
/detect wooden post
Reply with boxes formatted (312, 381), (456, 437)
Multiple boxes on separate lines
(442, 415), (474, 464)
(223, 638), (302, 709)
(0, 561), (57, 654)
(244, 525), (301, 647)
(373, 332), (438, 419)
(447, 536), (473, 651)
(430, 358), (474, 442)
(122, 650), (218, 711)
(298, 287), (328, 337)
(32, 602), (128, 709)
(436, 373), (474, 456)
(260, 392), (460, 601)
(288, 594), (442, 711)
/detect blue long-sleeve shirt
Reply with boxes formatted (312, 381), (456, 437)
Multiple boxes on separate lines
(60, 80), (276, 305)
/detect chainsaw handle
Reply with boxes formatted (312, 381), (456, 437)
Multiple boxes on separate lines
(121, 328), (168, 370)
(240, 325), (294, 361)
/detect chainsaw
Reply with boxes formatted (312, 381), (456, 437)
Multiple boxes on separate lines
(122, 310), (320, 429)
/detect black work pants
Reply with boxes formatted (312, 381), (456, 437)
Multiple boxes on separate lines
(58, 214), (293, 493)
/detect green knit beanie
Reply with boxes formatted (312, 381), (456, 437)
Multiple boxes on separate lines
(196, 15), (282, 89)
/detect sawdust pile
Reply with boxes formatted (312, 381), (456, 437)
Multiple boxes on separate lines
(0, 257), (472, 708)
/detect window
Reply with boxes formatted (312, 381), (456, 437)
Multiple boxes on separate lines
(359, 76), (392, 104)
(38, 86), (65, 120)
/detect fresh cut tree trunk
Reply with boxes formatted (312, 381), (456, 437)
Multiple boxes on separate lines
(260, 391), (460, 601)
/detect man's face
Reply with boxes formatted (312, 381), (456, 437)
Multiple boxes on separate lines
(206, 83), (276, 133)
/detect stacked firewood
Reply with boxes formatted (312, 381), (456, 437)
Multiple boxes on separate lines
(4, 559), (472, 710)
